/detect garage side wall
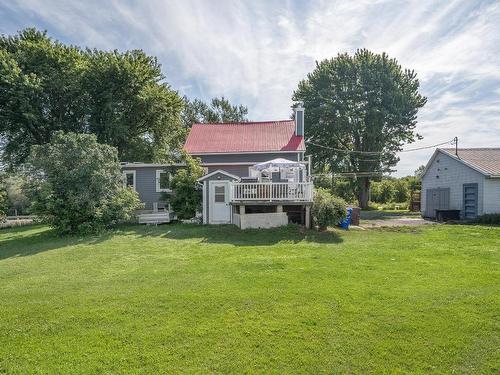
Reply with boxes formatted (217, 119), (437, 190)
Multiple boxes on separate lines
(483, 178), (500, 214)
(421, 152), (485, 217)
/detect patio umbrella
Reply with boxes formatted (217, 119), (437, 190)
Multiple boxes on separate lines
(252, 158), (306, 171)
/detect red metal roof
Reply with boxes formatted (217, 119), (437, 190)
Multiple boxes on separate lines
(184, 120), (305, 154)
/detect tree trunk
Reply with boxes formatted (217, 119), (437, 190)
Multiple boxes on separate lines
(357, 177), (370, 209)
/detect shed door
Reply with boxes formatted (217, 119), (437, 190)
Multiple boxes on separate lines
(463, 184), (478, 219)
(209, 182), (231, 224)
(425, 188), (450, 218)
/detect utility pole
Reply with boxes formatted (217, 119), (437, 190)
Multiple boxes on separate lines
(454, 136), (459, 157)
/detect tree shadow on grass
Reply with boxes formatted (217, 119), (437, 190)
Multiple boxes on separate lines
(0, 223), (344, 260)
(0, 225), (113, 261)
(117, 223), (344, 247)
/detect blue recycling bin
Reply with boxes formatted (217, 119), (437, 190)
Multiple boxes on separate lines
(338, 207), (352, 229)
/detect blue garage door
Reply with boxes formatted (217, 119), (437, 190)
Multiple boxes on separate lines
(463, 183), (478, 219)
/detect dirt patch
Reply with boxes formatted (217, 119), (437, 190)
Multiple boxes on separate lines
(361, 216), (437, 228)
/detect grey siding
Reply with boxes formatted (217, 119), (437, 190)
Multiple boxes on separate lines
(206, 165), (249, 177)
(122, 166), (176, 210)
(483, 178), (500, 214)
(421, 151), (485, 217)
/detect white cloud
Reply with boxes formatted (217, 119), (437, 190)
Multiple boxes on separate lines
(2, 0), (500, 175)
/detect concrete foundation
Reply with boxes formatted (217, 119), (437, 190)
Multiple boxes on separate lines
(233, 212), (288, 229)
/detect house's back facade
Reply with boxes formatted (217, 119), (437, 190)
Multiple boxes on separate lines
(184, 119), (306, 177)
(122, 105), (313, 228)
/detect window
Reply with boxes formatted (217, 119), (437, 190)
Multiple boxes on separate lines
(156, 170), (172, 192)
(280, 167), (298, 181)
(214, 186), (225, 203)
(248, 167), (260, 178)
(123, 170), (136, 191)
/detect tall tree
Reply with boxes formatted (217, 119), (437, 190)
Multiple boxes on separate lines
(293, 49), (426, 208)
(182, 96), (248, 127)
(0, 28), (184, 167)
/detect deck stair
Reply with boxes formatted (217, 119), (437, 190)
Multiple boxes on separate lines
(138, 211), (175, 225)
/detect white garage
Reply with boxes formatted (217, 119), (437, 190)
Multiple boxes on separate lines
(421, 148), (500, 219)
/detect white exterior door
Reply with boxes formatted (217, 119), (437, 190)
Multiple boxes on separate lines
(210, 181), (231, 224)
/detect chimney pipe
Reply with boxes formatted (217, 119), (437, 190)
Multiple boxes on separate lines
(294, 102), (305, 137)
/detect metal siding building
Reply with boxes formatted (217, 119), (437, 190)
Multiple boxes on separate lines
(421, 148), (500, 219)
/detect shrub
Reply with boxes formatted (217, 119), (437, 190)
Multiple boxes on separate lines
(312, 188), (347, 230)
(0, 188), (7, 221)
(26, 132), (142, 234)
(165, 153), (204, 219)
(475, 214), (500, 225)
(3, 173), (31, 215)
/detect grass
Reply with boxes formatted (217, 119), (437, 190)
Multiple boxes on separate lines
(0, 224), (498, 374)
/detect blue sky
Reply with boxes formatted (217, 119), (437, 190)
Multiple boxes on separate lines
(1, 0), (499, 176)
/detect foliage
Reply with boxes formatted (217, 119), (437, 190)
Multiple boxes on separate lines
(26, 132), (141, 234)
(2, 173), (31, 215)
(0, 224), (498, 373)
(314, 174), (357, 204)
(0, 187), (7, 221)
(414, 165), (426, 178)
(370, 179), (395, 203)
(474, 214), (500, 225)
(182, 96), (248, 127)
(293, 49), (427, 208)
(166, 153), (204, 219)
(312, 188), (347, 229)
(0, 28), (184, 167)
(393, 179), (409, 203)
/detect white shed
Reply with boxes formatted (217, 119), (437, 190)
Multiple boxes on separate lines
(421, 148), (500, 219)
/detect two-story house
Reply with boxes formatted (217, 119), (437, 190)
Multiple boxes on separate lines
(122, 105), (313, 228)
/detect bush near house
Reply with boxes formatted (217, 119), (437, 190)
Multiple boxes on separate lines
(163, 154), (204, 219)
(26, 132), (141, 234)
(312, 188), (347, 230)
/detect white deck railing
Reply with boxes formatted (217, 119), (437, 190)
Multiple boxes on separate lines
(230, 182), (313, 202)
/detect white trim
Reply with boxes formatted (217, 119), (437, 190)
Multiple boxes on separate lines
(123, 170), (136, 191)
(202, 181), (208, 224)
(189, 150), (305, 156)
(198, 169), (241, 182)
(155, 169), (172, 193)
(121, 163), (184, 168)
(208, 180), (232, 224)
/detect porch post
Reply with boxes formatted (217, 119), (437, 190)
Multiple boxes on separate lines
(305, 206), (311, 229)
(277, 205), (283, 213)
(240, 205), (245, 215)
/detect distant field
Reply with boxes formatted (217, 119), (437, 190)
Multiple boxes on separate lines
(0, 224), (498, 373)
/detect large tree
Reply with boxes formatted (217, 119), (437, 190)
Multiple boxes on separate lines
(182, 96), (248, 127)
(293, 49), (426, 208)
(0, 28), (184, 167)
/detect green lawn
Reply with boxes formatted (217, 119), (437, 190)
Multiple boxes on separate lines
(0, 224), (498, 374)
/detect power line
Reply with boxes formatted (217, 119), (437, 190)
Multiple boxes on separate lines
(305, 141), (383, 155)
(306, 137), (457, 154)
(399, 138), (456, 152)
